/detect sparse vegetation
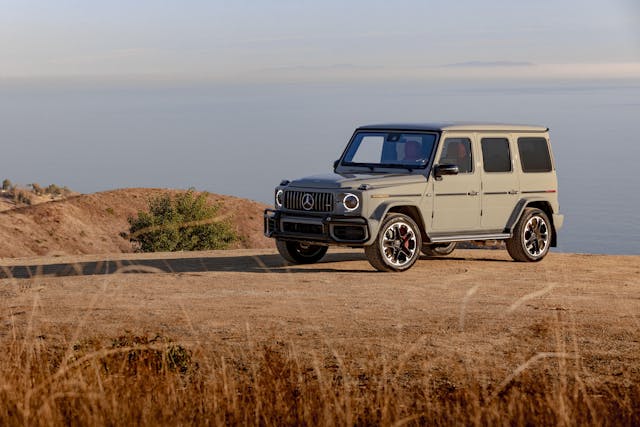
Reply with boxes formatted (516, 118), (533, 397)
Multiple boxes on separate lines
(12, 189), (32, 206)
(127, 190), (237, 252)
(1, 180), (72, 206)
(44, 184), (71, 197)
(30, 183), (44, 196)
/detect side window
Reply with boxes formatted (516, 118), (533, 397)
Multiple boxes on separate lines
(481, 138), (512, 173)
(518, 137), (552, 172)
(438, 138), (473, 173)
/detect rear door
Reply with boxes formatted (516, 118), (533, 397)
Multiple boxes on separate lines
(479, 134), (520, 231)
(431, 134), (481, 232)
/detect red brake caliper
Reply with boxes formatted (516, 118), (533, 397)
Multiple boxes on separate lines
(402, 227), (411, 250)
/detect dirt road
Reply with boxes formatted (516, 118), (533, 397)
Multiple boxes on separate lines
(2, 248), (639, 386)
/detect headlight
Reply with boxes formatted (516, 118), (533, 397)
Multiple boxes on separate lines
(275, 189), (284, 208)
(342, 193), (360, 211)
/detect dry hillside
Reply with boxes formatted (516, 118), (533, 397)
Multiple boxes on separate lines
(0, 188), (271, 258)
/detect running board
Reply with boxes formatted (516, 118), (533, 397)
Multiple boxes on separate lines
(428, 233), (511, 243)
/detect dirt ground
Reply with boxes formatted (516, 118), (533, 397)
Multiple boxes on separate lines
(1, 248), (639, 390)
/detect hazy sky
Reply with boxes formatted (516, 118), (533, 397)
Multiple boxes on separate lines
(2, 0), (638, 82)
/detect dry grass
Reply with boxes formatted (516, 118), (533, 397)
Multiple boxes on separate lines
(1, 324), (638, 426)
(1, 249), (639, 426)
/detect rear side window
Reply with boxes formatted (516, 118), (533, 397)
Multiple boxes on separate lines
(518, 137), (552, 172)
(481, 138), (512, 172)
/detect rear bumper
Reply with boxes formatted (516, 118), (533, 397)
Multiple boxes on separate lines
(553, 213), (564, 230)
(264, 209), (370, 245)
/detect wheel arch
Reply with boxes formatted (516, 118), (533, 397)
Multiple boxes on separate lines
(507, 198), (558, 247)
(372, 203), (428, 244)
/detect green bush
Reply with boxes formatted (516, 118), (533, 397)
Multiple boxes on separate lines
(127, 190), (237, 252)
(1, 179), (11, 191)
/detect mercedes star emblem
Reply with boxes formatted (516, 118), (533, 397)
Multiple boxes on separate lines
(302, 193), (314, 210)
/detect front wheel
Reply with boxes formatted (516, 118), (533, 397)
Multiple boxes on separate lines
(365, 213), (422, 272)
(506, 208), (552, 262)
(276, 240), (328, 264)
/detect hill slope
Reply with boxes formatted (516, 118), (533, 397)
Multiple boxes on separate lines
(0, 188), (272, 258)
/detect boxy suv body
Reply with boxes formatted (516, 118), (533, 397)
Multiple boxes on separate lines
(264, 123), (564, 271)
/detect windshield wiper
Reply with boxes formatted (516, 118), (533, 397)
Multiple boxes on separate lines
(378, 163), (417, 173)
(344, 162), (421, 172)
(343, 162), (376, 171)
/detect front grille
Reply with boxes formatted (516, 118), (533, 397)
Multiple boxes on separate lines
(284, 191), (334, 212)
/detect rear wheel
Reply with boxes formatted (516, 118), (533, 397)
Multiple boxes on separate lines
(421, 242), (456, 257)
(365, 213), (422, 272)
(276, 240), (328, 264)
(506, 208), (552, 262)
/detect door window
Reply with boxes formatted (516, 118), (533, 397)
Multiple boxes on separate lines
(481, 138), (512, 172)
(438, 138), (473, 173)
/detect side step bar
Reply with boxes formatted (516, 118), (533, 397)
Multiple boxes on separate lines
(428, 233), (511, 243)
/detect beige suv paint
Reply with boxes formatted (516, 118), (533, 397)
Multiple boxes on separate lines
(264, 123), (564, 272)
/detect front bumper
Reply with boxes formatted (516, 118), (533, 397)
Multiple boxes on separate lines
(264, 209), (370, 245)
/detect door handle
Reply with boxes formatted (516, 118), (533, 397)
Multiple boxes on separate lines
(468, 191), (479, 196)
(508, 190), (519, 195)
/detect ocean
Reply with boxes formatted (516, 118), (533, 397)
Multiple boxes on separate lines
(1, 78), (638, 254)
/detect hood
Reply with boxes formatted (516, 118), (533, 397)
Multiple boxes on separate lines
(287, 173), (427, 190)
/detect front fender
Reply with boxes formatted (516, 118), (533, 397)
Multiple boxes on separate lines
(364, 201), (425, 245)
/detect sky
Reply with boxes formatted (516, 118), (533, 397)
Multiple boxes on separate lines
(1, 0), (639, 82)
(1, 0), (639, 254)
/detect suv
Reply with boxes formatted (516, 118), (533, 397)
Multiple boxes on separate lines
(264, 123), (564, 272)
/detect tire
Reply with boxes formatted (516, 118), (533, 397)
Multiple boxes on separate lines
(506, 208), (552, 262)
(421, 242), (456, 257)
(365, 213), (422, 272)
(275, 240), (328, 264)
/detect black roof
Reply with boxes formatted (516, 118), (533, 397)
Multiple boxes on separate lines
(356, 122), (548, 132)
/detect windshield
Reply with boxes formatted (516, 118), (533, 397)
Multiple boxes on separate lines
(342, 132), (437, 170)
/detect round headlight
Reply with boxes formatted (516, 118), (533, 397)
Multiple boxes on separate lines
(275, 189), (284, 207)
(343, 193), (359, 211)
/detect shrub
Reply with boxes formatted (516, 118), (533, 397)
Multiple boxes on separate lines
(45, 184), (62, 196)
(30, 183), (43, 195)
(1, 178), (11, 191)
(13, 189), (32, 206)
(127, 190), (237, 252)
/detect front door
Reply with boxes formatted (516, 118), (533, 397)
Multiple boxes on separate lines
(431, 136), (481, 232)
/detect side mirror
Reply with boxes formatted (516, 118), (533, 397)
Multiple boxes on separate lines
(434, 164), (459, 178)
(333, 159), (340, 169)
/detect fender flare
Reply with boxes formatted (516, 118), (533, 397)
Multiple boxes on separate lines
(366, 201), (427, 245)
(506, 198), (558, 247)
